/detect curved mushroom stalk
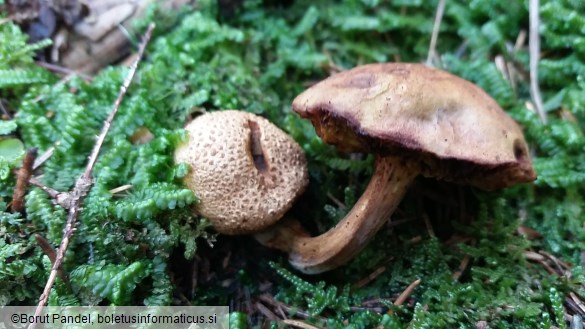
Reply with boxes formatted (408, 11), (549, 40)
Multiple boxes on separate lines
(255, 155), (418, 274)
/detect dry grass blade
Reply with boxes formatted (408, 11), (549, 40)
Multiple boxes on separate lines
(32, 144), (57, 170)
(565, 296), (585, 318)
(452, 255), (471, 281)
(569, 292), (585, 315)
(426, 0), (446, 66)
(282, 319), (323, 329)
(29, 23), (156, 328)
(529, 0), (548, 124)
(523, 250), (545, 261)
(109, 184), (133, 195)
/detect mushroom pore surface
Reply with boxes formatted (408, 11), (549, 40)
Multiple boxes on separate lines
(174, 110), (308, 234)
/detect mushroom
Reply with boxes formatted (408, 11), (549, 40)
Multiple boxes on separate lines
(174, 110), (308, 235)
(259, 63), (537, 274)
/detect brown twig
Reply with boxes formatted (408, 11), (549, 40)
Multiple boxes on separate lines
(390, 278), (421, 313)
(255, 301), (280, 321)
(28, 176), (70, 209)
(524, 250), (559, 275)
(426, 0), (446, 66)
(540, 251), (572, 272)
(34, 234), (69, 284)
(11, 148), (37, 213)
(452, 255), (471, 281)
(30, 23), (155, 327)
(565, 297), (585, 317)
(569, 292), (585, 315)
(451, 238), (476, 281)
(529, 0), (548, 124)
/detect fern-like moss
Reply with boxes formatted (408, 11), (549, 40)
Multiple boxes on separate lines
(0, 0), (583, 327)
(70, 261), (152, 305)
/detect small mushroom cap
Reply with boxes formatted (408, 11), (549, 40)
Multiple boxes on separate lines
(293, 63), (536, 190)
(174, 110), (308, 234)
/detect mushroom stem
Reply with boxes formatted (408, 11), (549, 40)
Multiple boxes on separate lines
(255, 155), (418, 274)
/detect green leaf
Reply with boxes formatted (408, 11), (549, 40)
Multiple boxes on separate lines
(0, 138), (24, 162)
(0, 120), (17, 135)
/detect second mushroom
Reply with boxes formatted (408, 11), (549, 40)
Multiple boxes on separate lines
(257, 63), (537, 274)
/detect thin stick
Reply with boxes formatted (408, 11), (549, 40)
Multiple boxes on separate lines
(452, 254), (471, 281)
(109, 184), (133, 195)
(569, 292), (585, 314)
(394, 279), (421, 306)
(523, 250), (545, 261)
(28, 177), (59, 198)
(34, 234), (69, 284)
(255, 302), (280, 321)
(426, 0), (446, 66)
(540, 250), (572, 271)
(529, 0), (547, 124)
(30, 23), (155, 326)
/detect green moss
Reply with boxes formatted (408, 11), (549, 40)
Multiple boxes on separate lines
(0, 0), (583, 327)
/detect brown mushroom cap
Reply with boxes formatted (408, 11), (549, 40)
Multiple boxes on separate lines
(174, 110), (308, 235)
(293, 63), (536, 190)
